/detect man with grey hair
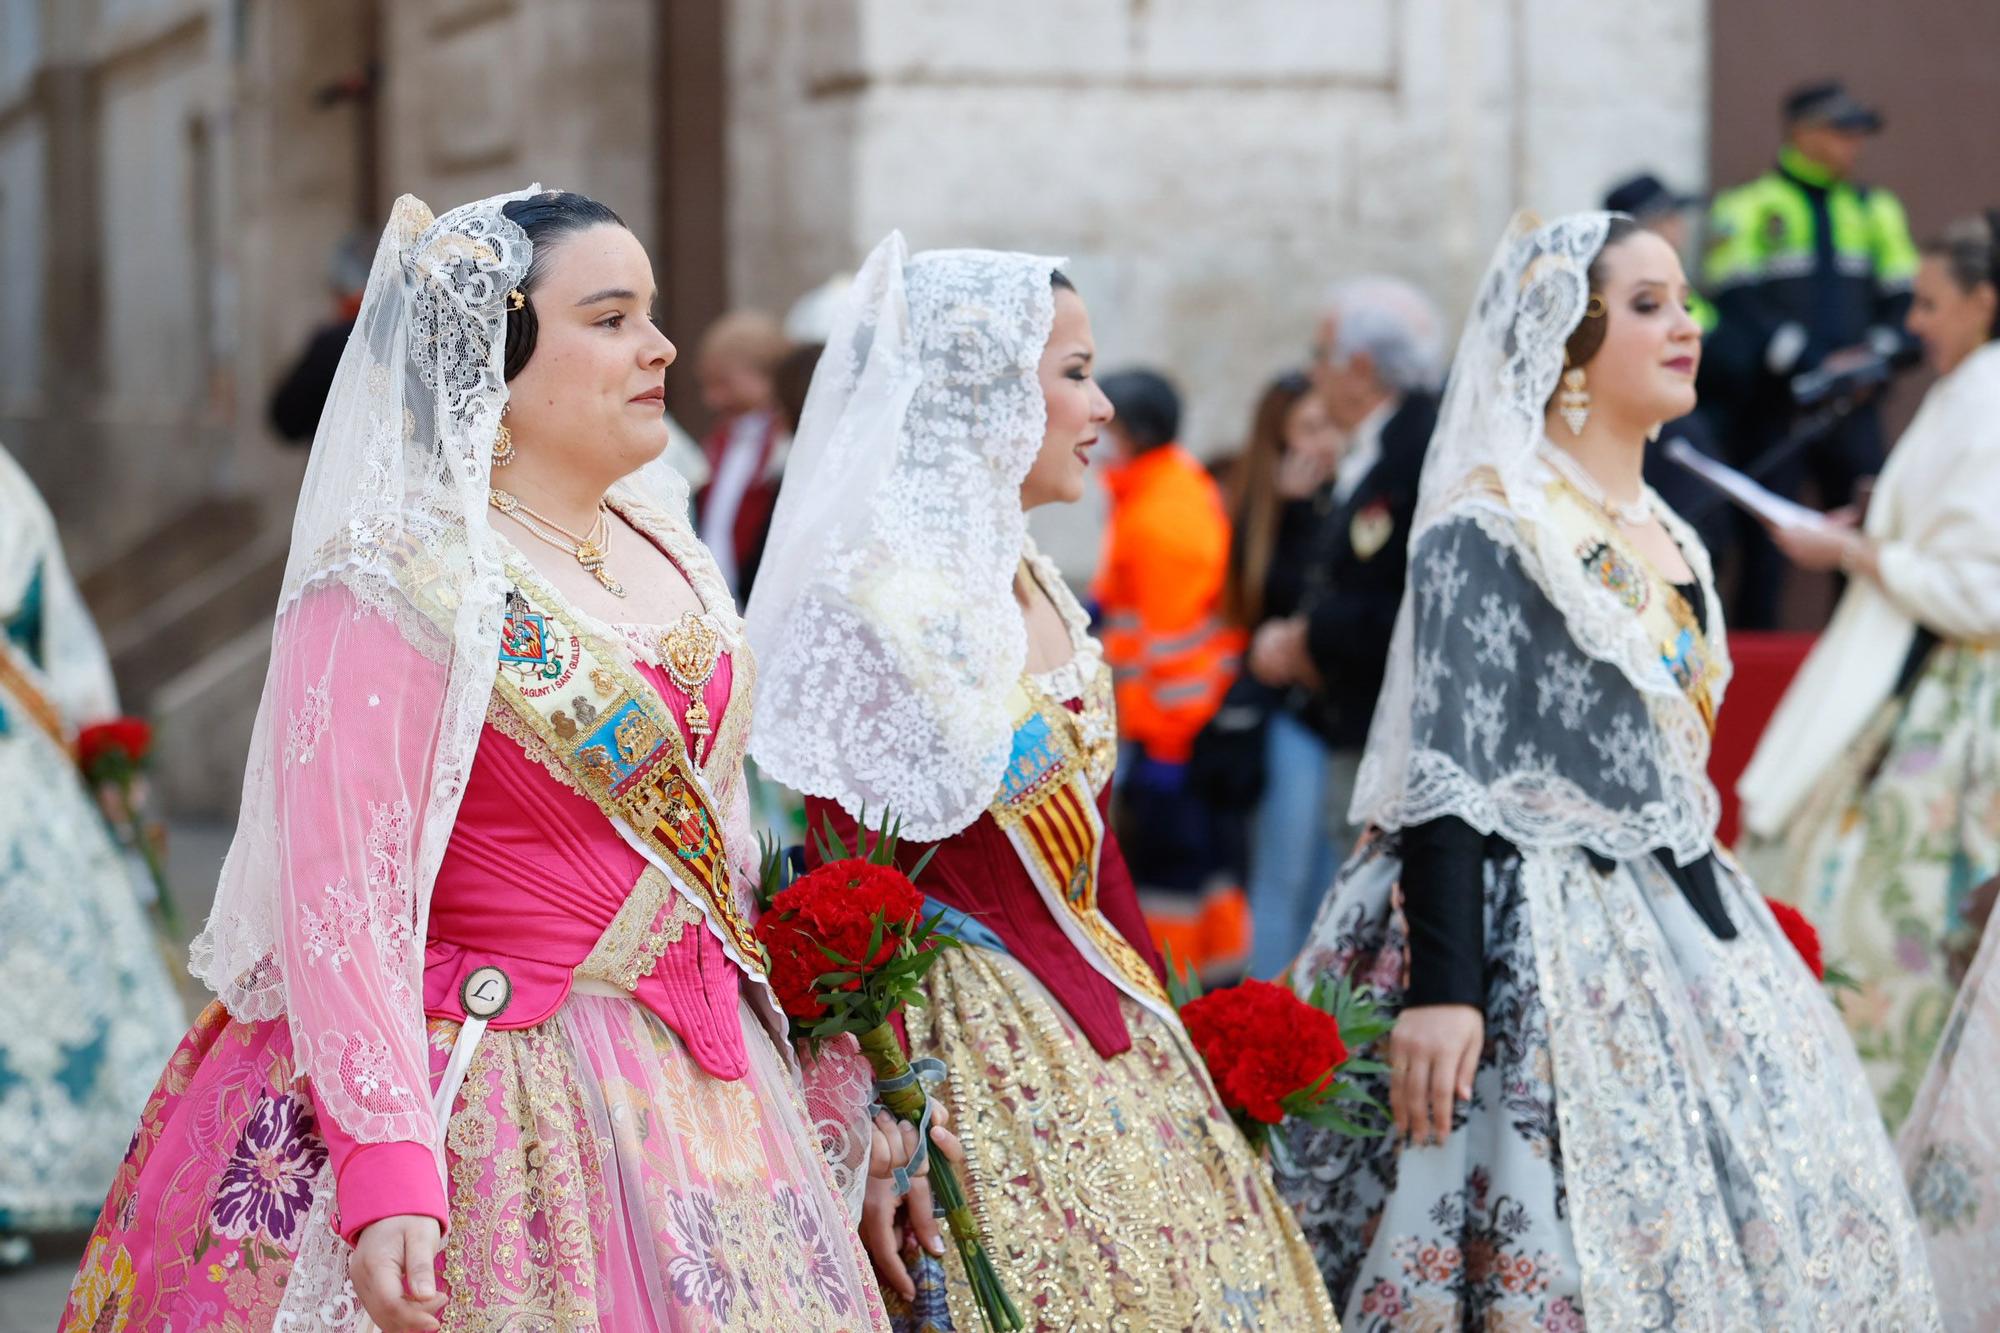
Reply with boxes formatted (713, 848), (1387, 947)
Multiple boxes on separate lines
(1242, 275), (1442, 976)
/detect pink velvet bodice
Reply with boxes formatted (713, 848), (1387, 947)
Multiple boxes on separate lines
(423, 652), (748, 1077)
(317, 638), (756, 1242)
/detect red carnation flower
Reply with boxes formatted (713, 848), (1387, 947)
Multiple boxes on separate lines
(1766, 897), (1824, 981)
(77, 716), (153, 776)
(760, 920), (831, 1020)
(753, 858), (926, 1020)
(1181, 978), (1349, 1125)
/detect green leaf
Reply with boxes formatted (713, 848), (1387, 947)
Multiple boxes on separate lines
(1163, 941), (1204, 1008)
(816, 809), (854, 864)
(907, 845), (939, 883)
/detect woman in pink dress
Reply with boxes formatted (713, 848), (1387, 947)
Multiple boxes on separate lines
(61, 188), (907, 1332)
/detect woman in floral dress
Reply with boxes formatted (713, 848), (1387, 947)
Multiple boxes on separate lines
(61, 188), (906, 1332)
(1741, 211), (2000, 1126)
(1275, 212), (1938, 1329)
(746, 233), (1338, 1332)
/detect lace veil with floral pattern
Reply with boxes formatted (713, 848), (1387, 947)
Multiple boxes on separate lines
(744, 231), (1065, 841)
(1350, 211), (1731, 865)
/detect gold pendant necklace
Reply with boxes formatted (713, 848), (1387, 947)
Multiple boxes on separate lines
(489, 488), (627, 597)
(1538, 441), (1653, 527)
(660, 610), (723, 740)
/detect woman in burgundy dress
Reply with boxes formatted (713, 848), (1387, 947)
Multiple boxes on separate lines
(745, 233), (1337, 1332)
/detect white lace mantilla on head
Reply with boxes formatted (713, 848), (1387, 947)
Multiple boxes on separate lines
(1350, 212), (1730, 864)
(744, 231), (1065, 840)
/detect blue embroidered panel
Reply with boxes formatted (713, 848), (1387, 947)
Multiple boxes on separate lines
(998, 712), (1063, 806)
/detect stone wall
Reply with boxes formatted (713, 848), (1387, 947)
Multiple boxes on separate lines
(728, 0), (1708, 572)
(0, 0), (1709, 813)
(0, 0), (236, 568)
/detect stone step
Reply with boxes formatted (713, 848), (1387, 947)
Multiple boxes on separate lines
(105, 535), (289, 709)
(77, 495), (266, 629)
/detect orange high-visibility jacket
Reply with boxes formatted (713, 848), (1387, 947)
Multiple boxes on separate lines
(1092, 444), (1244, 764)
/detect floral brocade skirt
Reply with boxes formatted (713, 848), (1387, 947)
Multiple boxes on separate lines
(1745, 640), (2000, 1127)
(1278, 839), (1938, 1330)
(62, 990), (888, 1332)
(901, 945), (1339, 1332)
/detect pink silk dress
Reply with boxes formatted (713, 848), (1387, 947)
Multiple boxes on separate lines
(61, 578), (887, 1332)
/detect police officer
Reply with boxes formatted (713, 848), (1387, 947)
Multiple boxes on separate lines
(1602, 172), (1735, 558)
(1704, 80), (1919, 628)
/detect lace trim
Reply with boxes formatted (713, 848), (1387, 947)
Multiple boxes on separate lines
(484, 697), (585, 796)
(574, 866), (704, 991)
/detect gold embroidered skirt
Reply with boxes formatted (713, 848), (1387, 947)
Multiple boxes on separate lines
(902, 946), (1340, 1332)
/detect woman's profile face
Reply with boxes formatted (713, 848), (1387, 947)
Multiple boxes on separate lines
(1906, 255), (1996, 376)
(1282, 389), (1342, 472)
(504, 224), (677, 481)
(1580, 230), (1701, 430)
(1021, 287), (1114, 510)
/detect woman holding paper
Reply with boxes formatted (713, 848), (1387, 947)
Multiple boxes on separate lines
(1740, 211), (2000, 1128)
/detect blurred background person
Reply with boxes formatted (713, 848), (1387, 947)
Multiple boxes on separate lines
(1243, 276), (1442, 976)
(1604, 171), (1738, 559)
(1704, 79), (1921, 628)
(693, 309), (791, 598)
(1740, 210), (2000, 1125)
(771, 343), (822, 441)
(1095, 367), (1249, 977)
(265, 233), (371, 445)
(0, 442), (183, 1267)
(772, 273), (849, 437)
(1209, 370), (1342, 976)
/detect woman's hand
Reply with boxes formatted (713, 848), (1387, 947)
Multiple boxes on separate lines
(1388, 1004), (1482, 1147)
(859, 1105), (963, 1301)
(1768, 520), (1876, 578)
(350, 1215), (445, 1332)
(1275, 447), (1333, 500)
(1248, 617), (1320, 690)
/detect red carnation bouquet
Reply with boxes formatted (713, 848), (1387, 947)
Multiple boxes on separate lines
(1765, 897), (1823, 981)
(1168, 948), (1391, 1154)
(77, 715), (179, 932)
(1764, 896), (1856, 990)
(756, 809), (1021, 1332)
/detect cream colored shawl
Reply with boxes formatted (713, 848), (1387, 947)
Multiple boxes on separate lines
(1739, 339), (2000, 838)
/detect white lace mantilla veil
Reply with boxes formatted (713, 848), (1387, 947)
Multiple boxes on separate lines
(1349, 210), (1731, 865)
(744, 231), (1065, 841)
(170, 187), (697, 1325)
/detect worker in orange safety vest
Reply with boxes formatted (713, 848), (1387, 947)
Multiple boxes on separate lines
(1093, 368), (1248, 977)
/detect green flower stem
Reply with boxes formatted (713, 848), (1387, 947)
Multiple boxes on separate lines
(857, 1021), (1022, 1331)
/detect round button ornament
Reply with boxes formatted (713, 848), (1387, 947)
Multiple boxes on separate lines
(460, 965), (513, 1020)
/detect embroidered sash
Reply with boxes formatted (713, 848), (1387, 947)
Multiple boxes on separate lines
(487, 573), (768, 975)
(1543, 479), (1724, 733)
(0, 635), (68, 751)
(988, 668), (1178, 1026)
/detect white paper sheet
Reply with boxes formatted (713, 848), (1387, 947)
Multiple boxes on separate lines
(1662, 437), (1833, 532)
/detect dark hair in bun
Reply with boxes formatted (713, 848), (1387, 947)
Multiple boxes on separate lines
(500, 191), (627, 379)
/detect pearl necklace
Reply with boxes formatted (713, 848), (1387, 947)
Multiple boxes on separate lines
(488, 488), (627, 597)
(1537, 441), (1653, 527)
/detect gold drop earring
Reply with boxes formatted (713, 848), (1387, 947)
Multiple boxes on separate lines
(1558, 360), (1591, 436)
(492, 404), (516, 468)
